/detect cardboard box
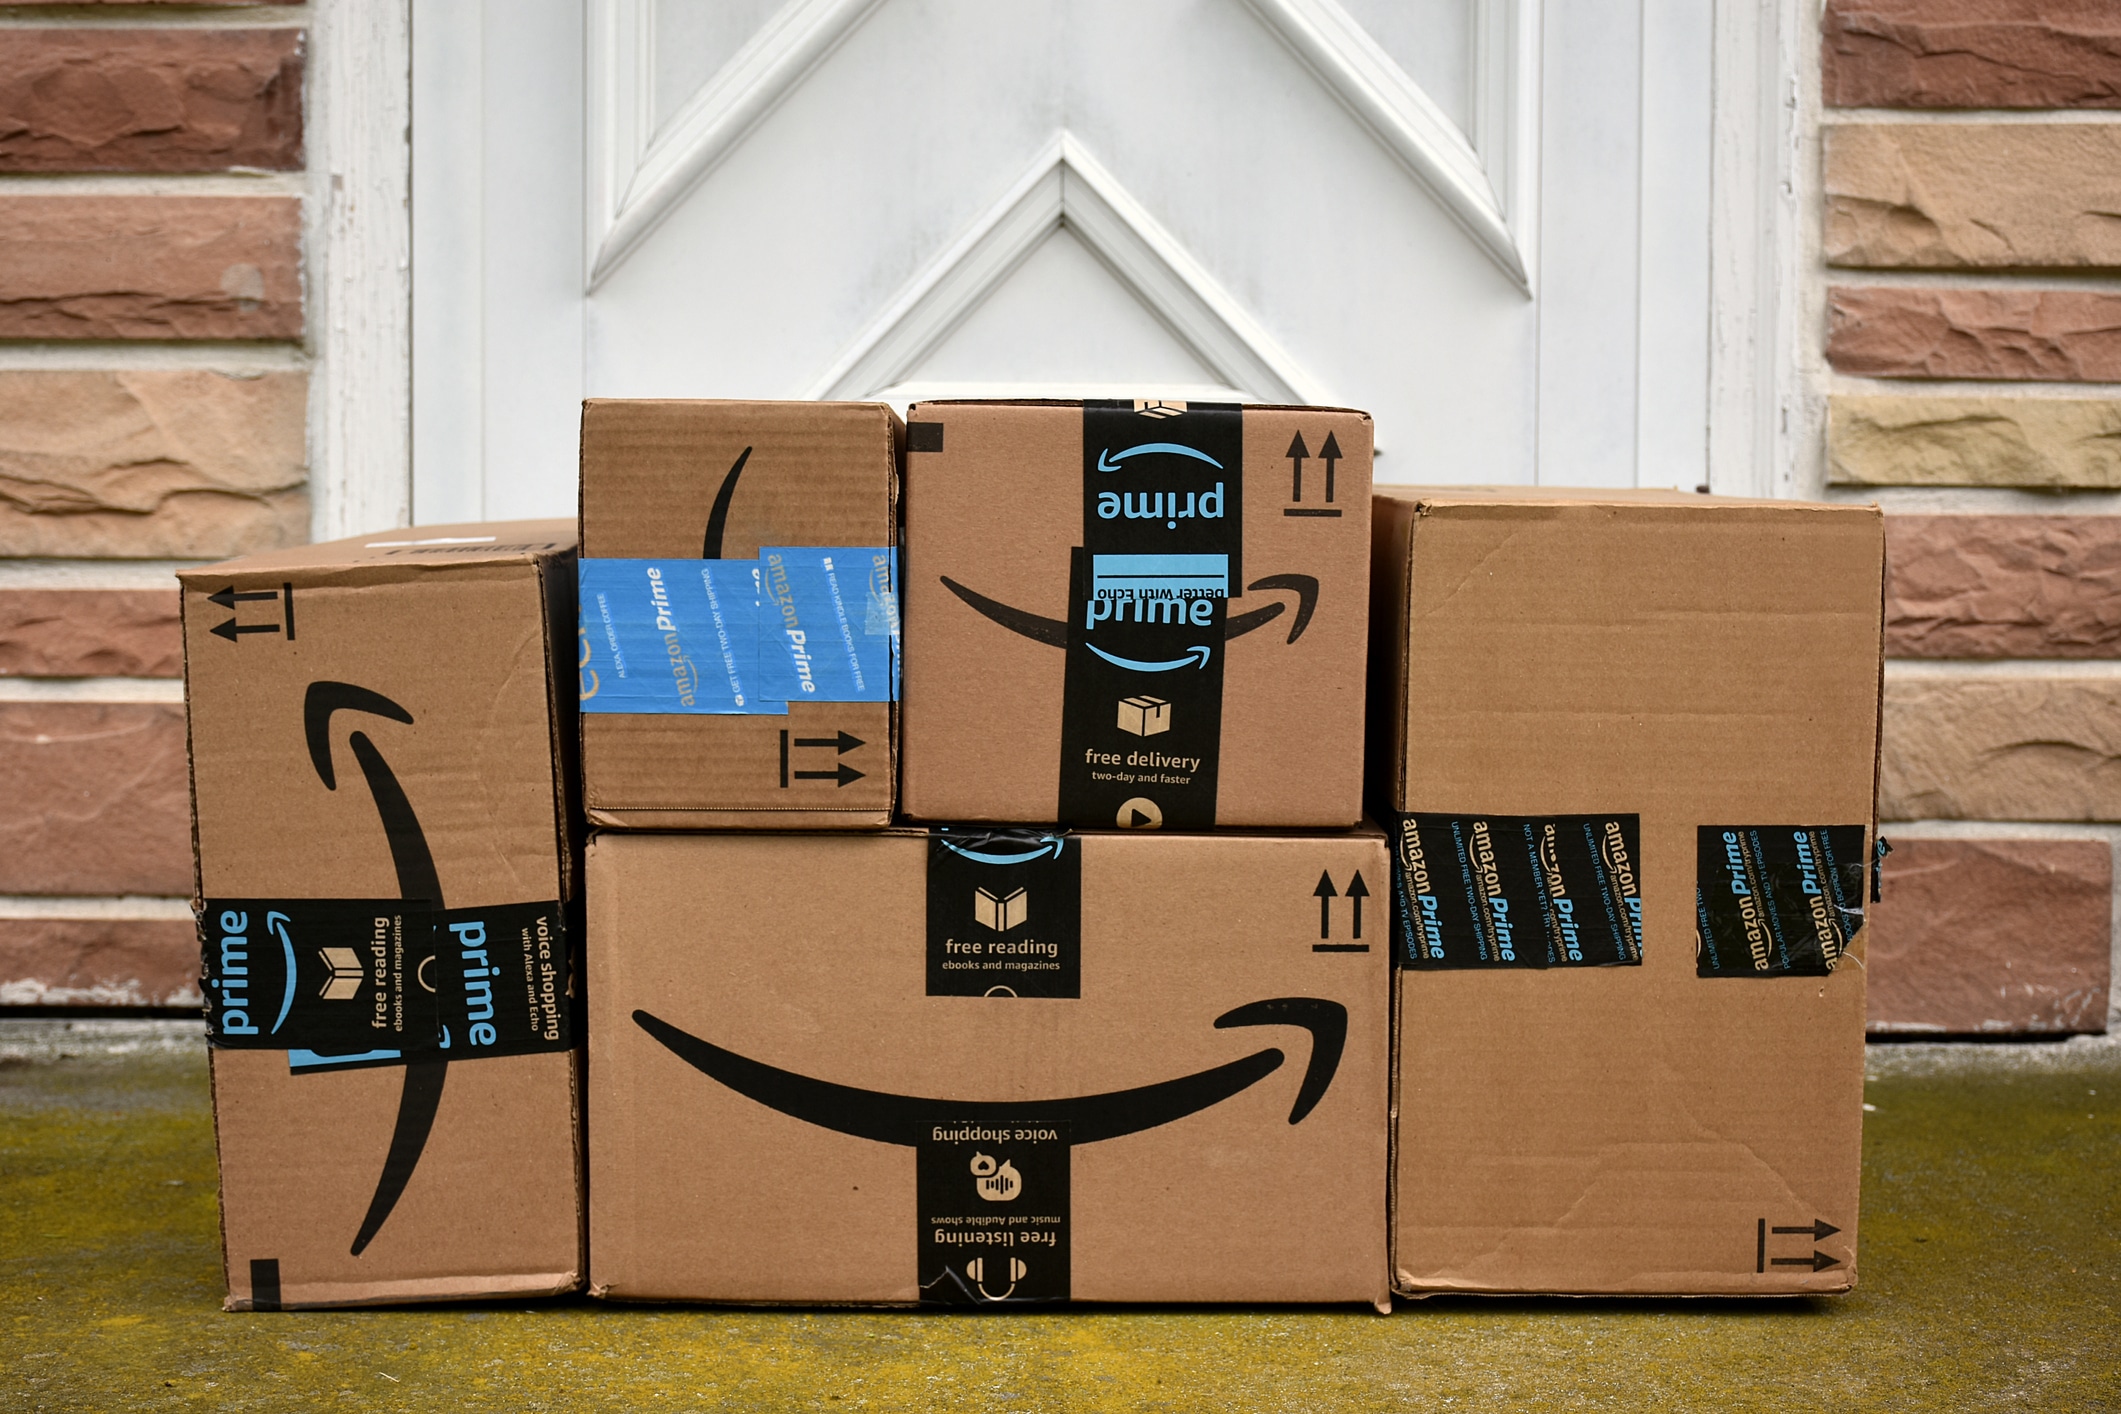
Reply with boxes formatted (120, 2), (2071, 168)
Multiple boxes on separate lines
(1370, 488), (1884, 1296)
(901, 400), (1372, 830)
(586, 827), (1391, 1307)
(182, 521), (585, 1309)
(577, 400), (902, 829)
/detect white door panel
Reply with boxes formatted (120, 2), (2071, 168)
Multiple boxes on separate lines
(414, 0), (1709, 517)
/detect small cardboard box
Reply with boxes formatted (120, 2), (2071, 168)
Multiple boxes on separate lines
(586, 827), (1391, 1307)
(577, 400), (902, 829)
(182, 521), (585, 1309)
(901, 399), (1372, 831)
(1370, 488), (1885, 1296)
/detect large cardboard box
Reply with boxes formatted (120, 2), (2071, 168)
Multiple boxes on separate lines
(587, 827), (1391, 1306)
(183, 522), (585, 1309)
(1371, 488), (1884, 1296)
(578, 400), (902, 829)
(901, 399), (1372, 830)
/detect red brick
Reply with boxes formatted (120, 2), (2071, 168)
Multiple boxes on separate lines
(0, 702), (190, 896)
(0, 589), (182, 677)
(0, 195), (301, 340)
(0, 29), (301, 173)
(0, 918), (197, 1008)
(1830, 286), (2121, 382)
(1825, 0), (2121, 110)
(1867, 838), (2110, 1034)
(1886, 515), (2121, 658)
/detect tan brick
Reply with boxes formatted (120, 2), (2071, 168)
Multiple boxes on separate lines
(1887, 515), (2121, 658)
(0, 194), (301, 339)
(1828, 395), (2121, 489)
(1829, 286), (2121, 382)
(0, 918), (199, 1008)
(1880, 675), (2121, 820)
(0, 702), (191, 896)
(0, 369), (307, 558)
(0, 28), (301, 173)
(1867, 838), (2110, 1034)
(0, 588), (183, 676)
(1825, 0), (2121, 110)
(1824, 124), (2121, 269)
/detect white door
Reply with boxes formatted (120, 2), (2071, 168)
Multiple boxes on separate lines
(411, 0), (1712, 520)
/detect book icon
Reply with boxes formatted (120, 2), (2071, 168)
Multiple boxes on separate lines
(973, 887), (1028, 932)
(318, 947), (364, 1001)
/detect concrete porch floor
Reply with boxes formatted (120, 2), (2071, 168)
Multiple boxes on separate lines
(3, 1021), (2116, 1412)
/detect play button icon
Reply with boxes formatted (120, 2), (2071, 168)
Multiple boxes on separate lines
(1116, 797), (1163, 830)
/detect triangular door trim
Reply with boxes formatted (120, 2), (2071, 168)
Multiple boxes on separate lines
(804, 132), (1330, 407)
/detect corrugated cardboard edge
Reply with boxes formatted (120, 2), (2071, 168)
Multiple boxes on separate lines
(584, 807), (893, 830)
(223, 1268), (583, 1312)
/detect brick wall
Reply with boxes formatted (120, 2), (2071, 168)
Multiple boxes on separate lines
(1826, 0), (2119, 1034)
(0, 1), (307, 1007)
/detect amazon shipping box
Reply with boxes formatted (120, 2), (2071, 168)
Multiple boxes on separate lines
(1371, 488), (1885, 1296)
(578, 399), (902, 829)
(586, 827), (1390, 1306)
(182, 521), (585, 1309)
(900, 400), (1371, 831)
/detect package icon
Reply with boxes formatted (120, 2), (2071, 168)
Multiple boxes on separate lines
(973, 886), (1028, 932)
(1117, 696), (1171, 738)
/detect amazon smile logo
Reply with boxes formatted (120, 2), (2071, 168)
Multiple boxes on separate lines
(941, 573), (1319, 649)
(303, 681), (446, 1258)
(632, 996), (1346, 1143)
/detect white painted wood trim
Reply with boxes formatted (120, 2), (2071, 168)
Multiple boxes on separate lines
(586, 0), (884, 290)
(1242, 0), (1533, 293)
(1706, 0), (1806, 499)
(410, 0), (485, 525)
(804, 132), (1331, 407)
(309, 0), (413, 538)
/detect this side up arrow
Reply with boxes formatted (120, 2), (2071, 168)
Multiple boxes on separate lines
(1319, 431), (1342, 504)
(793, 762), (866, 787)
(793, 731), (865, 754)
(1285, 431), (1309, 501)
(1313, 870), (1338, 939)
(1772, 1219), (1842, 1241)
(211, 618), (280, 642)
(1346, 871), (1369, 940)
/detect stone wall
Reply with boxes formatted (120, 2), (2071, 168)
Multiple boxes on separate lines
(0, 0), (302, 1008)
(1827, 0), (2119, 1034)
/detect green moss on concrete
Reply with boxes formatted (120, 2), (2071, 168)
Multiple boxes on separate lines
(4, 1024), (2116, 1412)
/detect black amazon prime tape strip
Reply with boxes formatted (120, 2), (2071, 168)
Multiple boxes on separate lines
(1390, 812), (1644, 969)
(1696, 825), (1866, 977)
(1057, 402), (1241, 831)
(926, 829), (1082, 998)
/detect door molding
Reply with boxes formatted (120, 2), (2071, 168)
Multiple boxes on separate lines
(1242, 0), (1537, 293)
(587, 0), (885, 291)
(804, 131), (1331, 407)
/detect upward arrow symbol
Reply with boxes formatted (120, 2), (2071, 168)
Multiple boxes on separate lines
(1319, 432), (1343, 504)
(208, 585), (278, 609)
(1313, 869), (1338, 939)
(1345, 871), (1369, 940)
(1285, 431), (1309, 501)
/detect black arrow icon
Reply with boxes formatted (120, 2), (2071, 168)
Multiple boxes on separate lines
(1346, 872), (1368, 939)
(794, 731), (864, 754)
(1773, 1219), (1841, 1241)
(794, 762), (865, 787)
(209, 586), (278, 609)
(1319, 432), (1342, 503)
(1285, 431), (1309, 501)
(1770, 1250), (1842, 1272)
(1313, 870), (1338, 939)
(212, 619), (280, 641)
